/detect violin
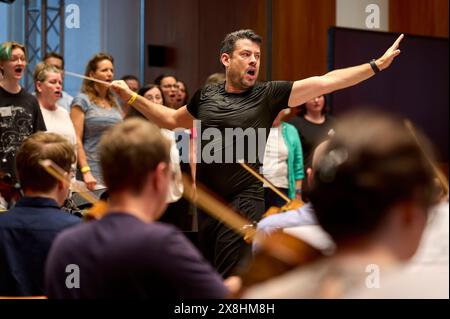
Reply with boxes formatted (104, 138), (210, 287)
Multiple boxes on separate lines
(181, 174), (322, 294)
(39, 160), (108, 221)
(238, 160), (305, 218)
(0, 171), (22, 206)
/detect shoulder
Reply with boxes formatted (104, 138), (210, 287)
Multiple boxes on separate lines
(72, 93), (90, 106)
(282, 121), (297, 132)
(198, 83), (223, 99)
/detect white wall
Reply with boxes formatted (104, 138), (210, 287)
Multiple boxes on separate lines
(336, 0), (389, 32)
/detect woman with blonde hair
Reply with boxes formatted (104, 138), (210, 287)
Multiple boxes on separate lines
(70, 53), (122, 190)
(33, 62), (76, 149)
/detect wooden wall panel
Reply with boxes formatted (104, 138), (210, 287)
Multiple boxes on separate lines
(144, 0), (200, 93)
(390, 0), (449, 38)
(272, 0), (336, 81)
(144, 0), (266, 95)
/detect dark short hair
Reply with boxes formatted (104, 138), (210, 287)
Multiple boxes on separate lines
(99, 118), (171, 194)
(16, 132), (76, 193)
(121, 74), (139, 82)
(138, 83), (165, 105)
(299, 95), (329, 117)
(154, 74), (177, 86)
(220, 29), (262, 56)
(309, 110), (435, 243)
(43, 51), (64, 69)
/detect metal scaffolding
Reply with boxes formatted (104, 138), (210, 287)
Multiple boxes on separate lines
(24, 0), (64, 91)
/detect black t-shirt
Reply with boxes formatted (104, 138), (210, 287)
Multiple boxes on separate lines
(0, 86), (47, 179)
(187, 81), (293, 199)
(288, 115), (335, 169)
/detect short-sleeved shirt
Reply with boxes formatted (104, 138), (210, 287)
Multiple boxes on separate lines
(40, 105), (77, 147)
(71, 93), (122, 184)
(187, 81), (293, 199)
(288, 115), (335, 169)
(0, 87), (47, 179)
(45, 213), (228, 299)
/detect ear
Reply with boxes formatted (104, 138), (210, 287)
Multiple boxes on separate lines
(153, 162), (170, 192)
(221, 53), (231, 68)
(36, 81), (43, 93)
(398, 201), (418, 225)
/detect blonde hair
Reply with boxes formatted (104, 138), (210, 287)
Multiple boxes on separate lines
(0, 41), (27, 75)
(33, 62), (62, 93)
(81, 53), (118, 108)
(0, 41), (26, 62)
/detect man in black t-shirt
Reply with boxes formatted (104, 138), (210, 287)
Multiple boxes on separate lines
(112, 29), (404, 277)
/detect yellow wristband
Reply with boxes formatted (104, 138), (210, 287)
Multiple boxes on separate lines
(127, 92), (138, 105)
(80, 166), (91, 174)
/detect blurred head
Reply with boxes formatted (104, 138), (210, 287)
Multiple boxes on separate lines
(33, 63), (63, 107)
(309, 110), (435, 260)
(43, 52), (64, 70)
(0, 41), (27, 80)
(81, 53), (116, 106)
(174, 80), (188, 109)
(16, 132), (76, 205)
(154, 74), (178, 107)
(99, 118), (171, 218)
(121, 75), (140, 93)
(220, 30), (262, 91)
(306, 140), (330, 187)
(299, 95), (328, 117)
(139, 84), (164, 105)
(205, 72), (226, 85)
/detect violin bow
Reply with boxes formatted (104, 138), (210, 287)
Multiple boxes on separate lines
(39, 159), (106, 219)
(238, 160), (291, 203)
(181, 174), (316, 264)
(182, 174), (255, 241)
(404, 120), (449, 197)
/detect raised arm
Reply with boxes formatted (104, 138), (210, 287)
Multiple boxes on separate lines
(111, 80), (195, 129)
(288, 34), (404, 107)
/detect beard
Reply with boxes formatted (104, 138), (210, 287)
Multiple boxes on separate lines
(228, 68), (256, 91)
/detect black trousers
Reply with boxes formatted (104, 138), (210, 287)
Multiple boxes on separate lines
(198, 194), (265, 278)
(264, 187), (289, 209)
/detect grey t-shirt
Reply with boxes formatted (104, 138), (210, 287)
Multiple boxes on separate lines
(71, 93), (122, 184)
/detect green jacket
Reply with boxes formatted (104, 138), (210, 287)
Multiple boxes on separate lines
(281, 122), (305, 199)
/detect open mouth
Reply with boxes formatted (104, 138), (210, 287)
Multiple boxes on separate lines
(55, 91), (62, 97)
(246, 69), (256, 79)
(14, 67), (23, 75)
